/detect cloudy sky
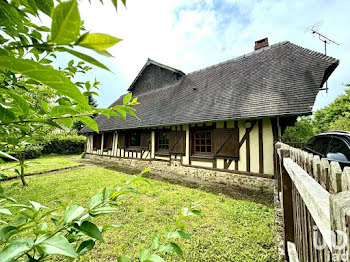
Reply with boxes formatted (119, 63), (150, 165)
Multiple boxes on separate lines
(62, 0), (349, 110)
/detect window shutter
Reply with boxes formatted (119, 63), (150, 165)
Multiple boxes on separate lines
(213, 128), (239, 158)
(104, 133), (114, 150)
(140, 131), (151, 149)
(117, 132), (126, 148)
(93, 133), (102, 149)
(169, 131), (186, 154)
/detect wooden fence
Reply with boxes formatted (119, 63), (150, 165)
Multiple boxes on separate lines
(275, 142), (350, 262)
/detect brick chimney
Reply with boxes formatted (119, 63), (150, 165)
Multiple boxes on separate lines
(254, 38), (269, 50)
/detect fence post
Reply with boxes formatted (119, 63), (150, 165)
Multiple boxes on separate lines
(275, 142), (282, 196)
(330, 191), (350, 260)
(279, 147), (295, 261)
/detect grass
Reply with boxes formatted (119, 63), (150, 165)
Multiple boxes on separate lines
(3, 163), (277, 261)
(1, 154), (82, 178)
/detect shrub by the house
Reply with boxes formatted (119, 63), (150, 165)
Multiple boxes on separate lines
(41, 133), (87, 155)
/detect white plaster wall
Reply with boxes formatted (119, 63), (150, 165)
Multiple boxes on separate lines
(250, 123), (259, 173)
(87, 119), (275, 175)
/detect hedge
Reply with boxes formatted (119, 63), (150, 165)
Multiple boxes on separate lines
(16, 133), (87, 159)
(41, 133), (86, 155)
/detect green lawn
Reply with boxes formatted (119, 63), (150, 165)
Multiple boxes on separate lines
(3, 163), (277, 261)
(1, 154), (82, 178)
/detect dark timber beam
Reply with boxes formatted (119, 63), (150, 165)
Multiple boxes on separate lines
(238, 120), (257, 148)
(234, 121), (239, 170)
(258, 119), (264, 174)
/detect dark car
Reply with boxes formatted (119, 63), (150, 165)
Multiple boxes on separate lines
(304, 131), (350, 168)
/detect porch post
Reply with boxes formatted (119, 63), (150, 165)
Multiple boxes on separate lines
(101, 133), (104, 155)
(151, 130), (155, 159)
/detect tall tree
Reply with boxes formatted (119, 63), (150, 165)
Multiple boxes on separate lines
(313, 86), (350, 133)
(282, 117), (316, 143)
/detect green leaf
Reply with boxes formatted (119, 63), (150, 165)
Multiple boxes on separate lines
(51, 105), (79, 116)
(151, 236), (160, 250)
(0, 56), (88, 105)
(0, 208), (12, 215)
(0, 1), (24, 33)
(102, 187), (109, 200)
(29, 201), (46, 211)
(74, 221), (104, 242)
(170, 231), (191, 239)
(117, 256), (131, 262)
(158, 243), (183, 255)
(139, 247), (151, 262)
(3, 89), (30, 117)
(38, 235), (78, 258)
(123, 93), (132, 105)
(88, 191), (103, 210)
(63, 204), (85, 224)
(89, 206), (118, 216)
(34, 0), (54, 16)
(101, 224), (122, 232)
(77, 33), (122, 51)
(57, 118), (73, 129)
(0, 105), (16, 124)
(24, 118), (62, 129)
(77, 240), (95, 255)
(145, 254), (165, 262)
(51, 0), (80, 44)
(55, 47), (111, 72)
(56, 97), (72, 106)
(78, 116), (99, 133)
(0, 151), (18, 161)
(0, 240), (33, 262)
(0, 226), (17, 241)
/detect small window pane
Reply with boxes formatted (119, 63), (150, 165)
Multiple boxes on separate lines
(313, 137), (331, 156)
(328, 139), (350, 161)
(207, 146), (211, 152)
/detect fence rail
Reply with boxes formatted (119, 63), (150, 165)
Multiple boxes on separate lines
(275, 142), (350, 262)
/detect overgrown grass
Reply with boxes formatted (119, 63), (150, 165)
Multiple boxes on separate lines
(3, 164), (277, 261)
(1, 154), (82, 178)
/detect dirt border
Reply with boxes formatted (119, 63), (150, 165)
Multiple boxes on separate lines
(77, 158), (274, 207)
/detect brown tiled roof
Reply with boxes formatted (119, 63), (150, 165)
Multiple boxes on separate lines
(81, 41), (339, 133)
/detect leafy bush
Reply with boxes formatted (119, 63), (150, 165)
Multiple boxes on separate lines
(282, 117), (315, 143)
(40, 133), (86, 155)
(18, 144), (44, 160)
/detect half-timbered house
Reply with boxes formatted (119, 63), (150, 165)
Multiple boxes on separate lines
(80, 38), (339, 183)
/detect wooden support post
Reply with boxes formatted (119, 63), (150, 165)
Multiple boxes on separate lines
(279, 147), (295, 261)
(100, 133), (104, 156)
(275, 142), (282, 195)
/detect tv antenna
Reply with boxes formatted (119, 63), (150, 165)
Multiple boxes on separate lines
(309, 25), (339, 92)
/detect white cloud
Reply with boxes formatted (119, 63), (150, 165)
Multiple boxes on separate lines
(76, 0), (349, 109)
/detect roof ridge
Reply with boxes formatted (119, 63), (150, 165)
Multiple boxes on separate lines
(285, 42), (339, 63)
(187, 41), (289, 75)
